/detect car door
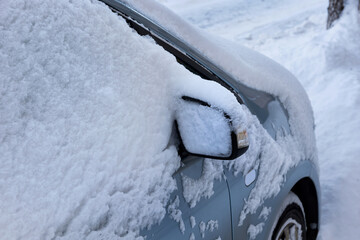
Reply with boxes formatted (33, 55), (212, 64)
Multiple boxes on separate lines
(224, 167), (257, 239)
(141, 155), (232, 240)
(100, 4), (235, 239)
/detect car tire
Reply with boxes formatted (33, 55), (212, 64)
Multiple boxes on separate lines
(271, 192), (306, 240)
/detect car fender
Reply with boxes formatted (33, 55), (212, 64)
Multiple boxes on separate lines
(246, 159), (320, 240)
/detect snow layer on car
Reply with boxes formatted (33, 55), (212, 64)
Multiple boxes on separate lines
(122, 0), (318, 232)
(0, 0), (178, 238)
(176, 101), (232, 157)
(164, 0), (360, 239)
(121, 0), (317, 165)
(0, 0), (224, 238)
(0, 0), (319, 239)
(0, 0), (266, 239)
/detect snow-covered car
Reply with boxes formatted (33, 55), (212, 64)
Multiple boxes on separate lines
(0, 0), (319, 239)
(97, 0), (320, 239)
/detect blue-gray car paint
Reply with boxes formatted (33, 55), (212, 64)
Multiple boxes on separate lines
(226, 160), (320, 239)
(99, 1), (320, 239)
(143, 156), (233, 239)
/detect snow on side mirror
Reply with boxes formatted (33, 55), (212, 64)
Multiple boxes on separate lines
(176, 96), (249, 160)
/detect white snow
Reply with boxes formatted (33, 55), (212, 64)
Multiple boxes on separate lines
(0, 0), (235, 239)
(120, 0), (317, 165)
(259, 206), (272, 221)
(120, 0), (318, 226)
(247, 223), (265, 240)
(175, 100), (232, 157)
(199, 221), (206, 238)
(167, 196), (185, 234)
(190, 216), (196, 229)
(181, 160), (224, 208)
(2, 0), (359, 239)
(206, 220), (219, 232)
(189, 233), (195, 240)
(237, 134), (304, 227)
(0, 0), (266, 238)
(197, 219), (219, 239)
(0, 0), (182, 238)
(161, 0), (360, 239)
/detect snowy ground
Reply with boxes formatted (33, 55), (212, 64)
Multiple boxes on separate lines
(159, 0), (360, 239)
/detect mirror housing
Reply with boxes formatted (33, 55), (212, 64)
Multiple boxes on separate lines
(176, 96), (249, 160)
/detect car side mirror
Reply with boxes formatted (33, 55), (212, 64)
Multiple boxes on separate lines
(176, 96), (249, 160)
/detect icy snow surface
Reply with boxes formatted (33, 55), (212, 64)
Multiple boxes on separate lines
(161, 0), (360, 239)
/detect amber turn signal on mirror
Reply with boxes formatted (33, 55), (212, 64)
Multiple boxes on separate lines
(237, 130), (249, 148)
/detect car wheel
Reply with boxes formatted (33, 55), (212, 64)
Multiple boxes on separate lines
(271, 192), (306, 240)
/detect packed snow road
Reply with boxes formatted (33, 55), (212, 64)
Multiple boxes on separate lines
(159, 0), (360, 239)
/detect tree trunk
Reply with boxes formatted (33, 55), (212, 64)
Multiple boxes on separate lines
(327, 0), (345, 29)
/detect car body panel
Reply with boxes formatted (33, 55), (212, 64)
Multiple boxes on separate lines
(223, 168), (255, 238)
(261, 160), (320, 239)
(141, 156), (232, 240)
(227, 160), (320, 239)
